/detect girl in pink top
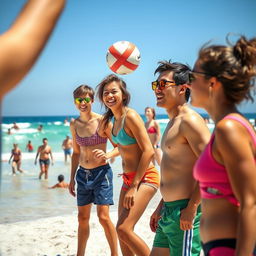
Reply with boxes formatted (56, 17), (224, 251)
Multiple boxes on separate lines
(190, 35), (256, 256)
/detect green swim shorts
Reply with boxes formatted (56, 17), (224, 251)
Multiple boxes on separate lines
(153, 199), (201, 256)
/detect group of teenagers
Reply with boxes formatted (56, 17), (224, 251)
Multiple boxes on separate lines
(68, 35), (256, 256)
(0, 1), (255, 256)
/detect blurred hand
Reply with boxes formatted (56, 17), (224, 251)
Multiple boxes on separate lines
(150, 209), (161, 232)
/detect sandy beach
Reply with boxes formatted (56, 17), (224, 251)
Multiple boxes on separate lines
(0, 208), (158, 256)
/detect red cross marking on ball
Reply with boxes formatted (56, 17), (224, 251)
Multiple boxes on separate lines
(109, 43), (138, 73)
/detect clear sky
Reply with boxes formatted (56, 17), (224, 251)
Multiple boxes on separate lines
(1, 0), (256, 117)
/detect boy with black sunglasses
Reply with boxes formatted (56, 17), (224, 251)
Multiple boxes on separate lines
(149, 60), (210, 256)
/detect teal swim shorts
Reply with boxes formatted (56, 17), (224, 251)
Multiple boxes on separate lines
(153, 199), (201, 256)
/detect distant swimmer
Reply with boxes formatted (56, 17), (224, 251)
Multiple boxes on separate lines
(49, 174), (69, 189)
(37, 124), (43, 132)
(35, 138), (54, 180)
(9, 144), (24, 175)
(62, 135), (72, 163)
(11, 122), (19, 130)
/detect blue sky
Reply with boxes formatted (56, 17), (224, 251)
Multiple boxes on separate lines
(1, 0), (256, 116)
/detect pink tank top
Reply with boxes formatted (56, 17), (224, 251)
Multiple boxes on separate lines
(75, 122), (107, 147)
(193, 115), (256, 206)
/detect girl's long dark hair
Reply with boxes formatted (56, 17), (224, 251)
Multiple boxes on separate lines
(96, 74), (130, 128)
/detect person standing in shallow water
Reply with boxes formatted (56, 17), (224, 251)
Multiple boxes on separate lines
(144, 107), (162, 166)
(35, 138), (54, 180)
(190, 35), (256, 256)
(69, 85), (118, 256)
(62, 135), (72, 163)
(9, 144), (24, 175)
(97, 74), (160, 256)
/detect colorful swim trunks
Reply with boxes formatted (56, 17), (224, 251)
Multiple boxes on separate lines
(153, 199), (202, 256)
(121, 166), (160, 191)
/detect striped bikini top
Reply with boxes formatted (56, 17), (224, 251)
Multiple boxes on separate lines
(75, 121), (107, 147)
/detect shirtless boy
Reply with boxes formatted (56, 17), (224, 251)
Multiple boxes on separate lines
(149, 61), (210, 256)
(35, 138), (54, 180)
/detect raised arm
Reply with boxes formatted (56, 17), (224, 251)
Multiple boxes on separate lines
(0, 0), (66, 100)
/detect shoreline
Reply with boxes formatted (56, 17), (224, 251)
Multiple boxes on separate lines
(0, 209), (156, 256)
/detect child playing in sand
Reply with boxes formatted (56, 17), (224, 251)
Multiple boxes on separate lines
(49, 174), (69, 189)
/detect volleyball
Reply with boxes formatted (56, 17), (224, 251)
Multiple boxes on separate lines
(106, 41), (141, 75)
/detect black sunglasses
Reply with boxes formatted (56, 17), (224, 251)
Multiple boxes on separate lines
(152, 80), (177, 91)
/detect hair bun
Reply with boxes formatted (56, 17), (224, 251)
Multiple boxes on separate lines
(233, 36), (256, 66)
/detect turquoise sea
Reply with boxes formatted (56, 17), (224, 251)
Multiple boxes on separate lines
(0, 113), (255, 224)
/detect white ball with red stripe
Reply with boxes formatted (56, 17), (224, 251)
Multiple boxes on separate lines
(106, 41), (141, 75)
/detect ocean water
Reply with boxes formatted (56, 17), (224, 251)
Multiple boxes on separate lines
(0, 113), (255, 224)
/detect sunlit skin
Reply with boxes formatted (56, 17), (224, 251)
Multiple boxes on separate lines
(8, 144), (24, 174)
(35, 139), (54, 180)
(102, 81), (157, 256)
(190, 60), (256, 256)
(150, 70), (210, 256)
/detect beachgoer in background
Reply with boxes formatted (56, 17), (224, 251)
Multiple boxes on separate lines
(35, 138), (54, 180)
(69, 85), (119, 256)
(144, 107), (162, 166)
(62, 135), (73, 163)
(150, 61), (210, 256)
(7, 128), (12, 135)
(97, 74), (159, 256)
(64, 117), (69, 125)
(37, 124), (43, 132)
(11, 122), (19, 130)
(49, 174), (69, 189)
(191, 35), (256, 256)
(0, 0), (66, 101)
(26, 140), (34, 152)
(9, 144), (24, 175)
